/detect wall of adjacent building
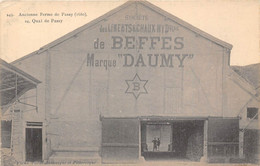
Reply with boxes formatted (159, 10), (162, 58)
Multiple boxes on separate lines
(12, 51), (48, 161)
(225, 68), (259, 129)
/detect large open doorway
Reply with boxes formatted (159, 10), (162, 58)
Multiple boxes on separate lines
(141, 120), (204, 161)
(26, 128), (42, 162)
(100, 117), (239, 163)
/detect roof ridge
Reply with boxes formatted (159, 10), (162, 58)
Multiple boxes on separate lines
(12, 0), (233, 64)
(140, 0), (232, 49)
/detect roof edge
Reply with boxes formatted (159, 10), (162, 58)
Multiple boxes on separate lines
(231, 64), (260, 89)
(228, 67), (258, 97)
(12, 0), (233, 64)
(0, 58), (41, 84)
(140, 1), (233, 49)
(12, 0), (133, 64)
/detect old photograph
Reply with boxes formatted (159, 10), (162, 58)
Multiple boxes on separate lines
(0, 0), (259, 165)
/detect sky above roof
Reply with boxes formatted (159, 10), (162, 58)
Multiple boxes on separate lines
(0, 0), (259, 66)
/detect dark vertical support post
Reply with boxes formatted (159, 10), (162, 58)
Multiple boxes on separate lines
(10, 104), (14, 155)
(170, 123), (173, 151)
(201, 120), (208, 162)
(239, 130), (244, 158)
(140, 122), (146, 160)
(139, 120), (141, 160)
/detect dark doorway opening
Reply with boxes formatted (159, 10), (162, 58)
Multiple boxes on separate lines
(244, 129), (259, 164)
(1, 120), (12, 148)
(207, 117), (239, 163)
(141, 120), (204, 161)
(26, 128), (42, 162)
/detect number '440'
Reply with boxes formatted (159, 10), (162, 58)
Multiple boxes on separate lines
(6, 14), (14, 17)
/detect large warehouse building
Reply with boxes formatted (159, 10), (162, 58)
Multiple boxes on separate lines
(1, 0), (259, 164)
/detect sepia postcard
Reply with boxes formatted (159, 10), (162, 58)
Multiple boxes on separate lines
(0, 0), (259, 166)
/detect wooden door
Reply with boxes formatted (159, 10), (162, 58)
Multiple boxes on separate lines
(101, 118), (139, 163)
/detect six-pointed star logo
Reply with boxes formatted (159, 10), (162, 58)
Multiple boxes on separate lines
(125, 73), (148, 99)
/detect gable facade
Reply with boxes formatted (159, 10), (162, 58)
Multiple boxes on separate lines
(8, 0), (258, 163)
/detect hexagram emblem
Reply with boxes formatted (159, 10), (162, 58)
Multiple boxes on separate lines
(125, 73), (148, 99)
